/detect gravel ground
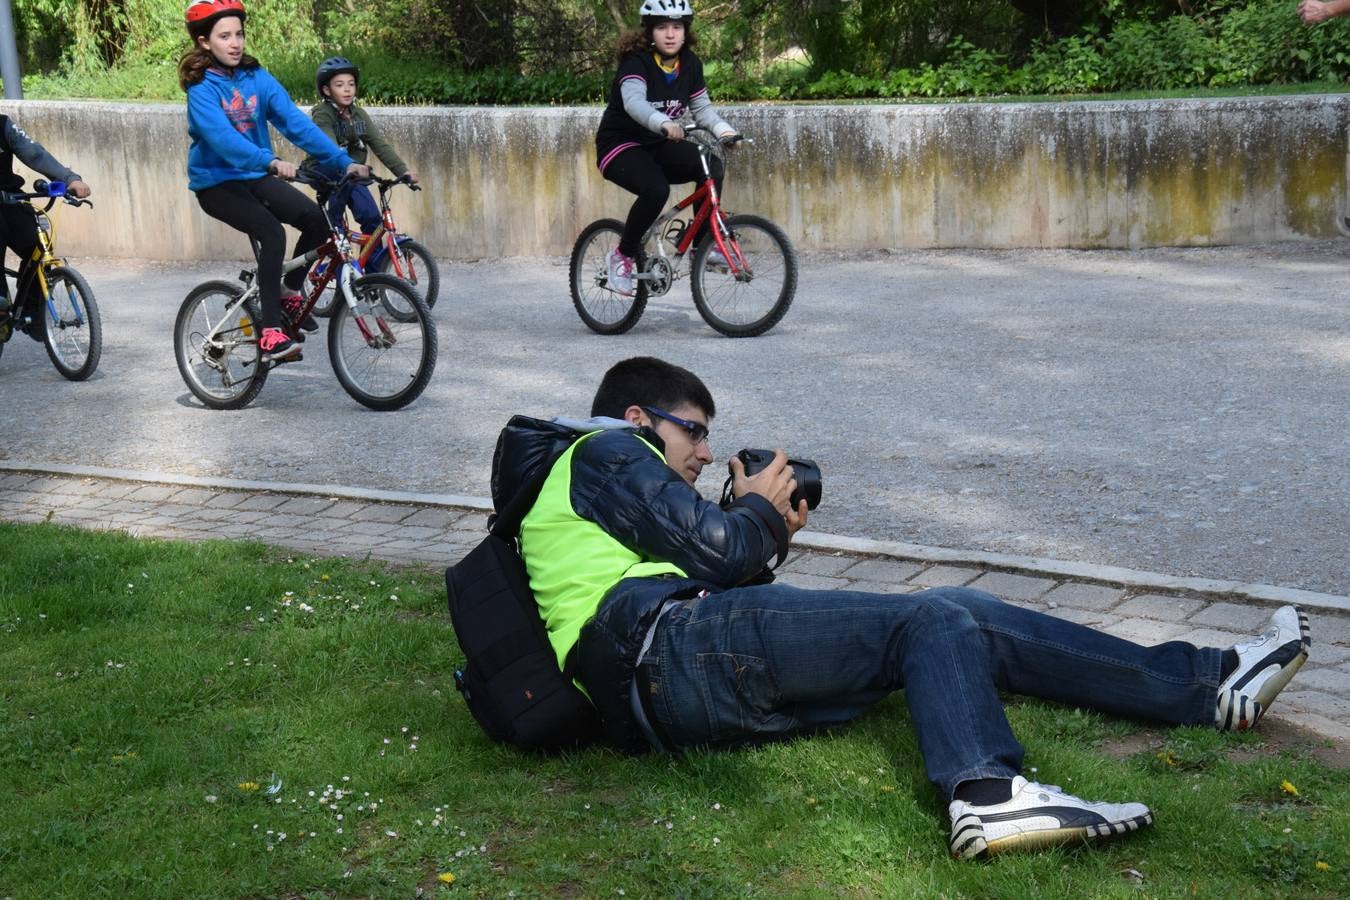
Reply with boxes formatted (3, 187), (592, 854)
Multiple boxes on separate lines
(2, 243), (1346, 593)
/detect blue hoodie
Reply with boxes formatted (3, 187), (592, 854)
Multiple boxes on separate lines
(186, 66), (352, 192)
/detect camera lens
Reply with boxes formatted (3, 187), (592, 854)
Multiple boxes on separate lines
(789, 460), (822, 510)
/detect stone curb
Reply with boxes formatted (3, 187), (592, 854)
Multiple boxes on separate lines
(6, 460), (1347, 617)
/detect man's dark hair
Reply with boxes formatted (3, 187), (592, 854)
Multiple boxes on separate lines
(590, 357), (716, 420)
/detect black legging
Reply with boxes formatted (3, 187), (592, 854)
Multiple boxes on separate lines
(602, 141), (724, 260)
(195, 175), (328, 328)
(0, 202), (41, 311)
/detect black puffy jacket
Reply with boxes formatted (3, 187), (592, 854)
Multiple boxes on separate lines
(492, 415), (788, 751)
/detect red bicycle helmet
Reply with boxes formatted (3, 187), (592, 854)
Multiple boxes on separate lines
(185, 0), (246, 30)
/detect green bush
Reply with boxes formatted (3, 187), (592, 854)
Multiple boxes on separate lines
(19, 0), (1350, 103)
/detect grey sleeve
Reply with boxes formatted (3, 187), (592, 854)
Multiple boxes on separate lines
(689, 91), (734, 138)
(3, 120), (81, 185)
(620, 78), (673, 135)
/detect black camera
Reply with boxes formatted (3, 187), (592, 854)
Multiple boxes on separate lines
(735, 448), (823, 510)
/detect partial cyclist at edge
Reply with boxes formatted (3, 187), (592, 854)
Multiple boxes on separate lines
(0, 115), (92, 339)
(178, 0), (368, 365)
(596, 0), (738, 297)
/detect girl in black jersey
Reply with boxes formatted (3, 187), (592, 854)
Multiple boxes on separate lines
(595, 0), (738, 295)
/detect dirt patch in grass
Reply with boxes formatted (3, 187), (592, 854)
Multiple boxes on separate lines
(1101, 719), (1350, 770)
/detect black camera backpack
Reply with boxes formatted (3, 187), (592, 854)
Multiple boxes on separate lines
(445, 424), (602, 752)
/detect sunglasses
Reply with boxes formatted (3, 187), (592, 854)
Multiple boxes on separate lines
(643, 406), (710, 445)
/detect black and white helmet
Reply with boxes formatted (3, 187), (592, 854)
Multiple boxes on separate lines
(639, 0), (692, 23)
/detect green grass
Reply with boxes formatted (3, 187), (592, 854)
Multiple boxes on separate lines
(2, 522), (1346, 898)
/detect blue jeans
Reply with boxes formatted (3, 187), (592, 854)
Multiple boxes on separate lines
(640, 586), (1222, 800)
(327, 181), (381, 234)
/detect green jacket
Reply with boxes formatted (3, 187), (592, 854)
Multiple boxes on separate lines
(306, 100), (408, 177)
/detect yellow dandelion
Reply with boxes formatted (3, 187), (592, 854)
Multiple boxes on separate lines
(1315, 861), (1330, 872)
(805, 796), (817, 806)
(238, 781), (260, 791)
(321, 574), (331, 582)
(880, 785), (895, 793)
(438, 871), (456, 884)
(1155, 750), (1178, 766)
(1280, 779), (1299, 796)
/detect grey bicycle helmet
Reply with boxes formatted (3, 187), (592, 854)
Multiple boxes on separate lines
(316, 56), (359, 96)
(639, 0), (692, 23)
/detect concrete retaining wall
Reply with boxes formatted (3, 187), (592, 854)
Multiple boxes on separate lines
(3, 95), (1347, 259)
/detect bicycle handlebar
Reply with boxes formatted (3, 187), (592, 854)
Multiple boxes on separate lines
(0, 179), (93, 209)
(296, 168), (420, 195)
(379, 173), (421, 193)
(294, 167), (368, 192)
(683, 124), (752, 147)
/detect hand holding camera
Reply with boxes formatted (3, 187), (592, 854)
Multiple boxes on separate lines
(722, 448), (822, 534)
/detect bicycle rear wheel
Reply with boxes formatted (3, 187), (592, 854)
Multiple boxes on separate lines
(375, 238), (440, 309)
(691, 214), (798, 337)
(328, 272), (437, 411)
(174, 280), (268, 410)
(569, 218), (647, 334)
(308, 258), (341, 318)
(41, 267), (102, 380)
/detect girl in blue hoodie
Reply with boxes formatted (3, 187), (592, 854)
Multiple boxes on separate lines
(179, 0), (367, 363)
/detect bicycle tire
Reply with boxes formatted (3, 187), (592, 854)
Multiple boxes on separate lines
(174, 280), (268, 410)
(328, 272), (437, 411)
(375, 238), (440, 309)
(569, 218), (647, 335)
(690, 214), (798, 338)
(41, 266), (102, 381)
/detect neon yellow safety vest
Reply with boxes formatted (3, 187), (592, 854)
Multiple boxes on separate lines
(519, 431), (686, 669)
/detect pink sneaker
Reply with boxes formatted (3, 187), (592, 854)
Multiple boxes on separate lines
(606, 248), (635, 296)
(259, 326), (301, 362)
(281, 293), (319, 333)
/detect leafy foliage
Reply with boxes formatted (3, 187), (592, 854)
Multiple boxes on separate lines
(13, 0), (1350, 101)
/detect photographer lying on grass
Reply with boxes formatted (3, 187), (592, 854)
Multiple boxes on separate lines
(494, 356), (1311, 859)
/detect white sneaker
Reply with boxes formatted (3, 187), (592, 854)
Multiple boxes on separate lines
(705, 248), (729, 270)
(606, 248), (635, 296)
(1216, 605), (1311, 731)
(948, 776), (1153, 859)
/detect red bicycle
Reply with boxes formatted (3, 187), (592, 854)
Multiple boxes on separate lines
(569, 126), (798, 337)
(173, 171), (437, 411)
(310, 174), (438, 316)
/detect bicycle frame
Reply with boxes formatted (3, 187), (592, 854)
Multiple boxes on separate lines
(335, 178), (418, 281)
(636, 136), (750, 288)
(1, 199), (86, 335)
(199, 180), (407, 363)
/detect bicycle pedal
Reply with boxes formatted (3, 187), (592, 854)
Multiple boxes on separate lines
(268, 351), (303, 368)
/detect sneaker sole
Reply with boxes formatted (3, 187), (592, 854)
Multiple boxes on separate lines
(262, 347), (302, 364)
(266, 351), (303, 367)
(953, 811), (1155, 859)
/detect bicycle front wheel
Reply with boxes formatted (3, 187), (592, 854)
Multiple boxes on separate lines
(41, 266), (102, 380)
(174, 280), (268, 410)
(569, 218), (647, 334)
(691, 214), (798, 337)
(376, 238), (440, 309)
(329, 272), (437, 411)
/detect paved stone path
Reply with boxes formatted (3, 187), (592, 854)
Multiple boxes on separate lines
(3, 465), (1347, 743)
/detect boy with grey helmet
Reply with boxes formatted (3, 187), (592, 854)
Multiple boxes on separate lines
(306, 56), (418, 234)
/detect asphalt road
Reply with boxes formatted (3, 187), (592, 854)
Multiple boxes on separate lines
(2, 244), (1347, 593)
